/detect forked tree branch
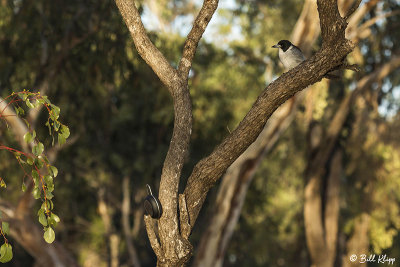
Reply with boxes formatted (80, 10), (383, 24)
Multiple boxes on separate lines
(115, 0), (219, 264)
(117, 0), (362, 264)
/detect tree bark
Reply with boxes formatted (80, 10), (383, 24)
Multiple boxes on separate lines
(115, 0), (218, 264)
(116, 0), (358, 265)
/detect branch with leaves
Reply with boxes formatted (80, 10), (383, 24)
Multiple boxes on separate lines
(0, 91), (70, 262)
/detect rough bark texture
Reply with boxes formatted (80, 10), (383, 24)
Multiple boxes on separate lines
(115, 0), (218, 265)
(116, 0), (360, 265)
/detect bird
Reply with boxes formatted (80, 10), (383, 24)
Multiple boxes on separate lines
(272, 40), (305, 70)
(272, 39), (338, 79)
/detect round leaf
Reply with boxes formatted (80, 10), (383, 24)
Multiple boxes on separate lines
(32, 142), (44, 156)
(0, 243), (13, 263)
(2, 222), (9, 235)
(44, 227), (55, 243)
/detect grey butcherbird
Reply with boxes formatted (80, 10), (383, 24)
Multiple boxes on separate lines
(272, 40), (305, 70)
(272, 40), (338, 79)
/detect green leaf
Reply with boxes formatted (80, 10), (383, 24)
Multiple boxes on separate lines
(49, 166), (58, 178)
(58, 133), (66, 146)
(27, 157), (34, 165)
(44, 175), (53, 186)
(48, 213), (60, 227)
(60, 125), (70, 139)
(32, 142), (44, 156)
(14, 106), (24, 116)
(45, 120), (52, 136)
(38, 210), (48, 226)
(53, 121), (61, 131)
(44, 175), (54, 193)
(23, 132), (32, 144)
(50, 213), (60, 223)
(25, 99), (35, 108)
(32, 170), (40, 185)
(41, 200), (54, 211)
(45, 191), (54, 199)
(32, 187), (41, 199)
(22, 182), (27, 192)
(19, 92), (28, 101)
(43, 227), (55, 243)
(2, 222), (9, 235)
(40, 155), (49, 164)
(13, 152), (21, 159)
(47, 182), (54, 193)
(0, 243), (13, 263)
(34, 157), (44, 169)
(49, 104), (60, 120)
(41, 95), (51, 104)
(22, 118), (30, 129)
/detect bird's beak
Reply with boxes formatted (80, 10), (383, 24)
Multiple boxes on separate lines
(272, 44), (280, 48)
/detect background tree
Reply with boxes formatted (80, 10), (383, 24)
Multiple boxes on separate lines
(0, 0), (399, 266)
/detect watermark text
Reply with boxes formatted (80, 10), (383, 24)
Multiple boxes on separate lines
(349, 254), (396, 265)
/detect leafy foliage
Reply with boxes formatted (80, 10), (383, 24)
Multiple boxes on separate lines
(0, 91), (69, 262)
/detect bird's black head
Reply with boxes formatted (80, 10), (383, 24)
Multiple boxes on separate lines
(272, 40), (293, 52)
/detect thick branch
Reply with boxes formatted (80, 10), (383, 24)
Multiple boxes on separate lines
(178, 0), (219, 78)
(115, 0), (179, 90)
(184, 39), (353, 227)
(115, 0), (195, 264)
(317, 0), (347, 44)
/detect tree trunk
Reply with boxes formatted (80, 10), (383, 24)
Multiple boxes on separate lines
(304, 149), (342, 267)
(0, 200), (78, 267)
(342, 214), (370, 267)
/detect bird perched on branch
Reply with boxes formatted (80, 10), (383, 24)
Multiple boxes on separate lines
(272, 40), (305, 70)
(272, 39), (338, 79)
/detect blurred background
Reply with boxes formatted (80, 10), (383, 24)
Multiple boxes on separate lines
(0, 0), (399, 266)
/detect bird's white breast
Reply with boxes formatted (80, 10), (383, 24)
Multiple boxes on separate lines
(279, 45), (305, 70)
